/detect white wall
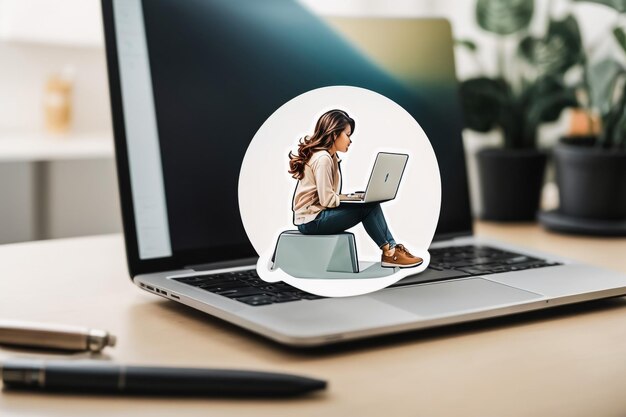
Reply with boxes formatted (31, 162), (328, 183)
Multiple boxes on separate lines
(0, 0), (103, 46)
(0, 42), (111, 133)
(0, 1), (118, 244)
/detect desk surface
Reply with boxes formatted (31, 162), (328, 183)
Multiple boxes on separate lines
(1, 222), (626, 416)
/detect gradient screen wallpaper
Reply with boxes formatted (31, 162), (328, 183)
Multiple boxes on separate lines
(136, 0), (471, 257)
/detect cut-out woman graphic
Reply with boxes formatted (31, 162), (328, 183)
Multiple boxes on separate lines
(288, 109), (422, 268)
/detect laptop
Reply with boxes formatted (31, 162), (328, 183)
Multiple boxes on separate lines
(102, 0), (626, 347)
(339, 152), (408, 203)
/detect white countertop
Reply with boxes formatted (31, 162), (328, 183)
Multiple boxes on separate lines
(0, 131), (114, 162)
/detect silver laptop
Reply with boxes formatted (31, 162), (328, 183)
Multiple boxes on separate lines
(339, 152), (408, 203)
(102, 0), (626, 347)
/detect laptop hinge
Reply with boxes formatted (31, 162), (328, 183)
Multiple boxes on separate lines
(430, 231), (473, 244)
(186, 257), (259, 272)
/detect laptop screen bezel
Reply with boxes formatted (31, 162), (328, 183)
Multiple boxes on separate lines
(101, 0), (473, 278)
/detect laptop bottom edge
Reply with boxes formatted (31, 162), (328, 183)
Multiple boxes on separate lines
(133, 275), (626, 347)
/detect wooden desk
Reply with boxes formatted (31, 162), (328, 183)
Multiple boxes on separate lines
(1, 223), (626, 416)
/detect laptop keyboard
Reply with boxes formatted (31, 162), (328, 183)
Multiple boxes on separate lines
(431, 245), (560, 270)
(173, 270), (324, 306)
(172, 245), (561, 307)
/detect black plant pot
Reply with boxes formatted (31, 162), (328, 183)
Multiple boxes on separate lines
(477, 148), (547, 221)
(554, 141), (626, 220)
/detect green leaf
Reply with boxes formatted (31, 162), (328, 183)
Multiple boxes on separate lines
(602, 81), (626, 148)
(459, 77), (510, 132)
(572, 0), (626, 12)
(588, 59), (625, 117)
(518, 15), (583, 77)
(455, 39), (478, 51)
(614, 27), (626, 53)
(516, 75), (579, 147)
(610, 110), (626, 147)
(476, 0), (534, 35)
(527, 86), (578, 124)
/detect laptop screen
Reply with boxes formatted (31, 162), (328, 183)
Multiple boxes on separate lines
(102, 0), (472, 274)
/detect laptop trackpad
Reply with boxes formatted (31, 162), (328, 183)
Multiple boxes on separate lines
(370, 278), (543, 317)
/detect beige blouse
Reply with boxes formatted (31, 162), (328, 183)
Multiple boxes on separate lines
(292, 150), (341, 225)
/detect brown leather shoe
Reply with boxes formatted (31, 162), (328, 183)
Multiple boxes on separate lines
(381, 244), (423, 268)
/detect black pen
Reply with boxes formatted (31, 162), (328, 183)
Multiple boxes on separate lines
(0, 359), (326, 397)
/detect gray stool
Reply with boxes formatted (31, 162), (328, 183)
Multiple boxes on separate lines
(272, 231), (359, 278)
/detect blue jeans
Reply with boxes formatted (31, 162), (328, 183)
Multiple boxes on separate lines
(297, 203), (396, 249)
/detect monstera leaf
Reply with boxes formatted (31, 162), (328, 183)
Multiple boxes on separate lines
(518, 75), (579, 147)
(518, 15), (583, 77)
(464, 0), (589, 148)
(476, 0), (534, 35)
(459, 77), (510, 132)
(597, 78), (626, 148)
(588, 59), (626, 117)
(525, 75), (578, 122)
(598, 82), (626, 147)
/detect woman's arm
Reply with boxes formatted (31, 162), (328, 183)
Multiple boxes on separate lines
(312, 155), (340, 208)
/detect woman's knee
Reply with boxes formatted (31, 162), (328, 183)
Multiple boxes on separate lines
(362, 202), (382, 216)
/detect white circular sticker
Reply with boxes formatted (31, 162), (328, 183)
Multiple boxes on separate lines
(239, 86), (441, 297)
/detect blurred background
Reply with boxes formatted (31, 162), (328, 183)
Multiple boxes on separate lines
(0, 0), (618, 244)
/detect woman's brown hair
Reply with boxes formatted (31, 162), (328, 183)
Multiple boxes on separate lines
(288, 109), (355, 180)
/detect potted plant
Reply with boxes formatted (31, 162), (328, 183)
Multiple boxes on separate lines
(540, 0), (626, 235)
(459, 0), (582, 221)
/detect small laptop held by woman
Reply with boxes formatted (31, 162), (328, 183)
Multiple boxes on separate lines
(339, 152), (408, 203)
